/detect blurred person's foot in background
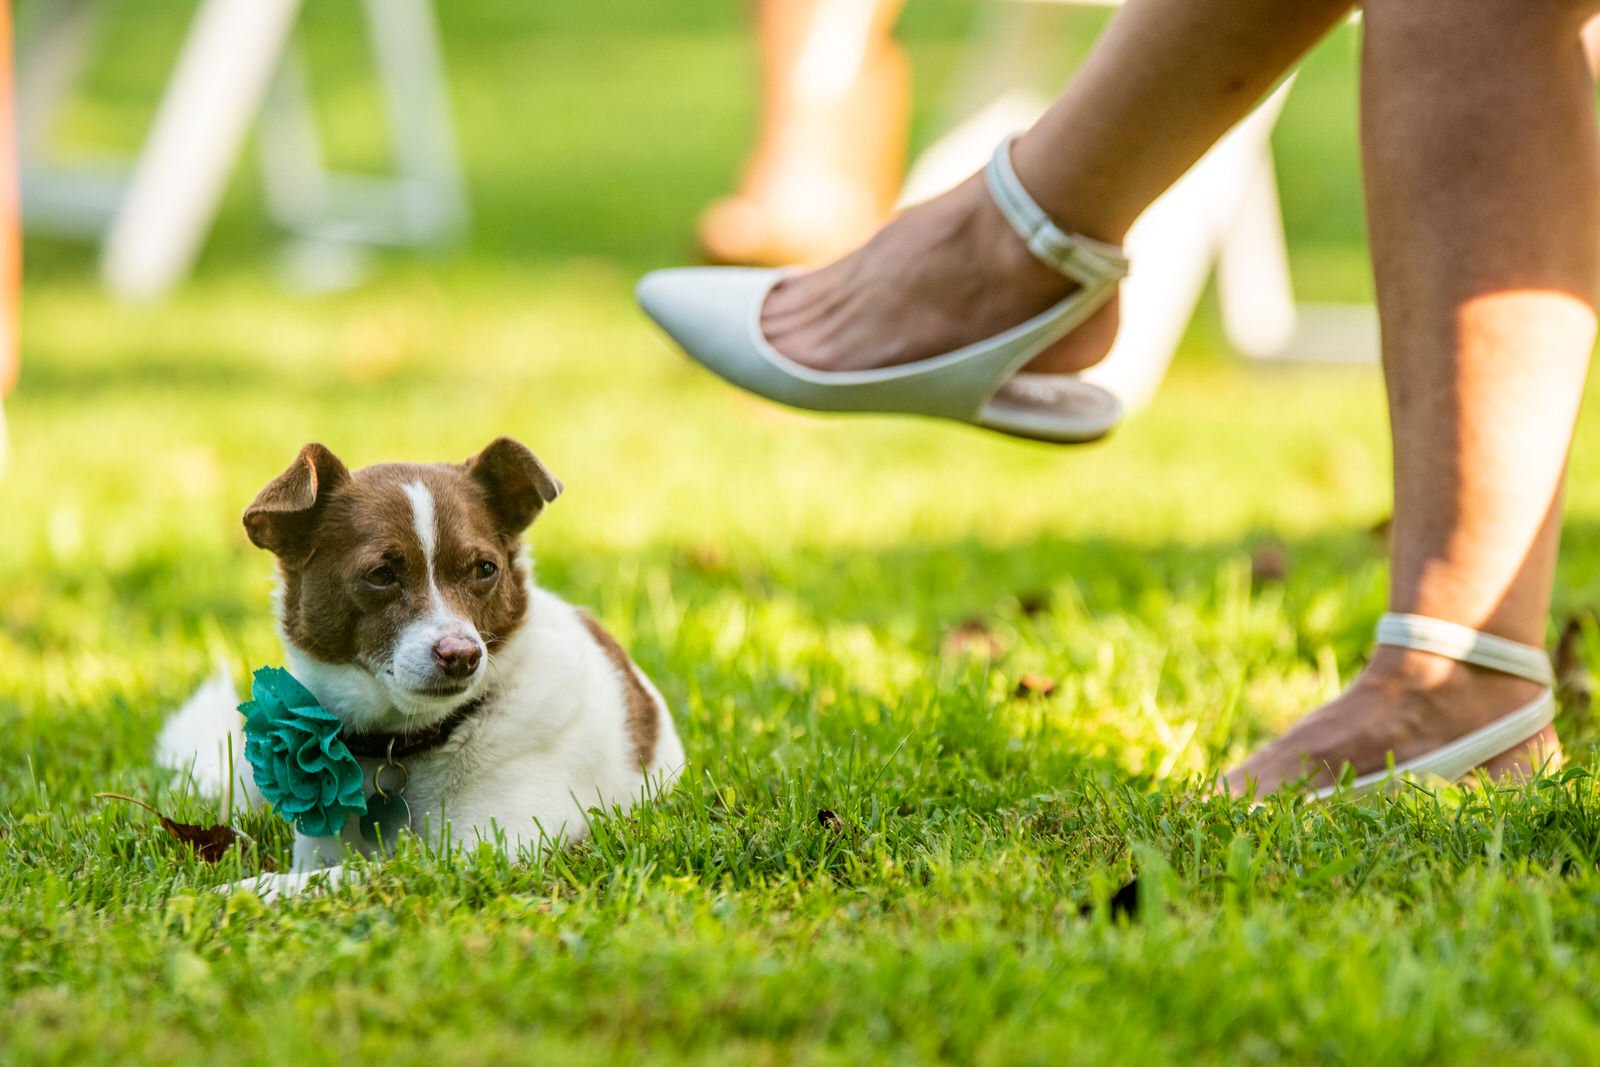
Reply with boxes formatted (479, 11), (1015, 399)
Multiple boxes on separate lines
(698, 0), (909, 267)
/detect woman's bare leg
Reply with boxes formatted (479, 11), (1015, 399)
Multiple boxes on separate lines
(1228, 0), (1600, 795)
(698, 0), (909, 267)
(761, 0), (1354, 374)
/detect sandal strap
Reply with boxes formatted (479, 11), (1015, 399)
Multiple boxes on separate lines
(985, 134), (1129, 289)
(1375, 613), (1553, 686)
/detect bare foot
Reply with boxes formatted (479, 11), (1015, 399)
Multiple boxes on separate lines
(760, 171), (1121, 376)
(1225, 645), (1562, 797)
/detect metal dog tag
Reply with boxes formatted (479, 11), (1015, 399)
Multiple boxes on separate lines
(360, 751), (412, 845)
(360, 791), (412, 845)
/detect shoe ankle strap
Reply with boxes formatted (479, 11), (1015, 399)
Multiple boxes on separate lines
(985, 134), (1129, 289)
(1375, 613), (1553, 686)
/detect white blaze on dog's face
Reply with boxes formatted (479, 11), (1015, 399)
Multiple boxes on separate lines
(243, 438), (562, 729)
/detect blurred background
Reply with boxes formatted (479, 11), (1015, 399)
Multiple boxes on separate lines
(10, 0), (1369, 318)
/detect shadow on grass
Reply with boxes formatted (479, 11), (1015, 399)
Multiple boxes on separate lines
(9, 520), (1598, 824)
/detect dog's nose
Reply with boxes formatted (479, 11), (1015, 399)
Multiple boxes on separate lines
(432, 636), (482, 678)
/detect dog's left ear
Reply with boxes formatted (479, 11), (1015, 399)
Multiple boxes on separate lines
(465, 437), (563, 534)
(243, 443), (351, 559)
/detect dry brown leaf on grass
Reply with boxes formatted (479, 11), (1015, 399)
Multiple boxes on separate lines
(1016, 591), (1052, 619)
(941, 616), (1007, 661)
(1249, 543), (1291, 586)
(1553, 612), (1595, 717)
(96, 793), (275, 870)
(1079, 878), (1140, 921)
(682, 543), (728, 575)
(817, 809), (854, 839)
(1013, 673), (1059, 698)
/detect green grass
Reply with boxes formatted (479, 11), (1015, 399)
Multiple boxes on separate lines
(7, 3), (1600, 1064)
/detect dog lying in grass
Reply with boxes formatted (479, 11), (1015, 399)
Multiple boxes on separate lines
(158, 438), (683, 899)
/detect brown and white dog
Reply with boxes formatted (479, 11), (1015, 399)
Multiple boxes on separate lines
(158, 437), (683, 899)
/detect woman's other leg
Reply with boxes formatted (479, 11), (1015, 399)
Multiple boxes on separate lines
(1229, 0), (1600, 794)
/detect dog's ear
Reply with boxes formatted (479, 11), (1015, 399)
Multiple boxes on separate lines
(465, 437), (563, 535)
(243, 443), (351, 557)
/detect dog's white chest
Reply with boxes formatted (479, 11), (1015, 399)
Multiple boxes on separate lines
(300, 591), (684, 864)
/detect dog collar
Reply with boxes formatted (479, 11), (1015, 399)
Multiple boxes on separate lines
(341, 692), (495, 761)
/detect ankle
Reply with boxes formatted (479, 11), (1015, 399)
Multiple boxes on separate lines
(950, 173), (1081, 303)
(1359, 645), (1546, 708)
(1007, 132), (1133, 247)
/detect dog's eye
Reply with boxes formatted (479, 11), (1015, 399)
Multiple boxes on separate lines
(365, 563), (399, 588)
(473, 560), (498, 581)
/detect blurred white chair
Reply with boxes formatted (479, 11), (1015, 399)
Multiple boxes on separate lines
(16, 0), (468, 300)
(900, 0), (1376, 415)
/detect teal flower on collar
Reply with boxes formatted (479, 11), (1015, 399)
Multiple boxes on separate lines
(240, 667), (367, 838)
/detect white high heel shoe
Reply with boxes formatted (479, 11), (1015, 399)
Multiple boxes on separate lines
(636, 135), (1130, 444)
(1274, 614), (1557, 800)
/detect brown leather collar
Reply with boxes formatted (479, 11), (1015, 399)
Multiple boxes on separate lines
(340, 692), (494, 761)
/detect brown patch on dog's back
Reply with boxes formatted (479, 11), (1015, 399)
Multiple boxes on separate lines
(579, 613), (659, 770)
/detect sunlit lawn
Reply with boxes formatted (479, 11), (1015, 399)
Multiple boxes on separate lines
(6, 4), (1600, 1064)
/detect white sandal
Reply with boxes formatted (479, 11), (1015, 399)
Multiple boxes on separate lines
(635, 134), (1130, 444)
(1308, 613), (1556, 799)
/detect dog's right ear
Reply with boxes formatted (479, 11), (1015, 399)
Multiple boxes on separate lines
(242, 443), (350, 557)
(465, 436), (563, 536)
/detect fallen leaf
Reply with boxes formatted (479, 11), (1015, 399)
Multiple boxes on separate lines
(1553, 612), (1595, 716)
(817, 809), (850, 837)
(941, 616), (1006, 661)
(1249, 543), (1290, 586)
(683, 544), (727, 574)
(165, 821), (250, 864)
(96, 793), (272, 869)
(1014, 673), (1058, 698)
(1016, 591), (1051, 618)
(1080, 877), (1140, 920)
(1107, 878), (1140, 919)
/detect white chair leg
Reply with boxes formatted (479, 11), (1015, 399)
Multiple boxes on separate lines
(100, 0), (304, 300)
(15, 0), (125, 235)
(1075, 141), (1236, 413)
(255, 45), (329, 234)
(15, 0), (99, 158)
(1079, 79), (1293, 413)
(360, 0), (467, 243)
(257, 0), (466, 250)
(1216, 90), (1299, 359)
